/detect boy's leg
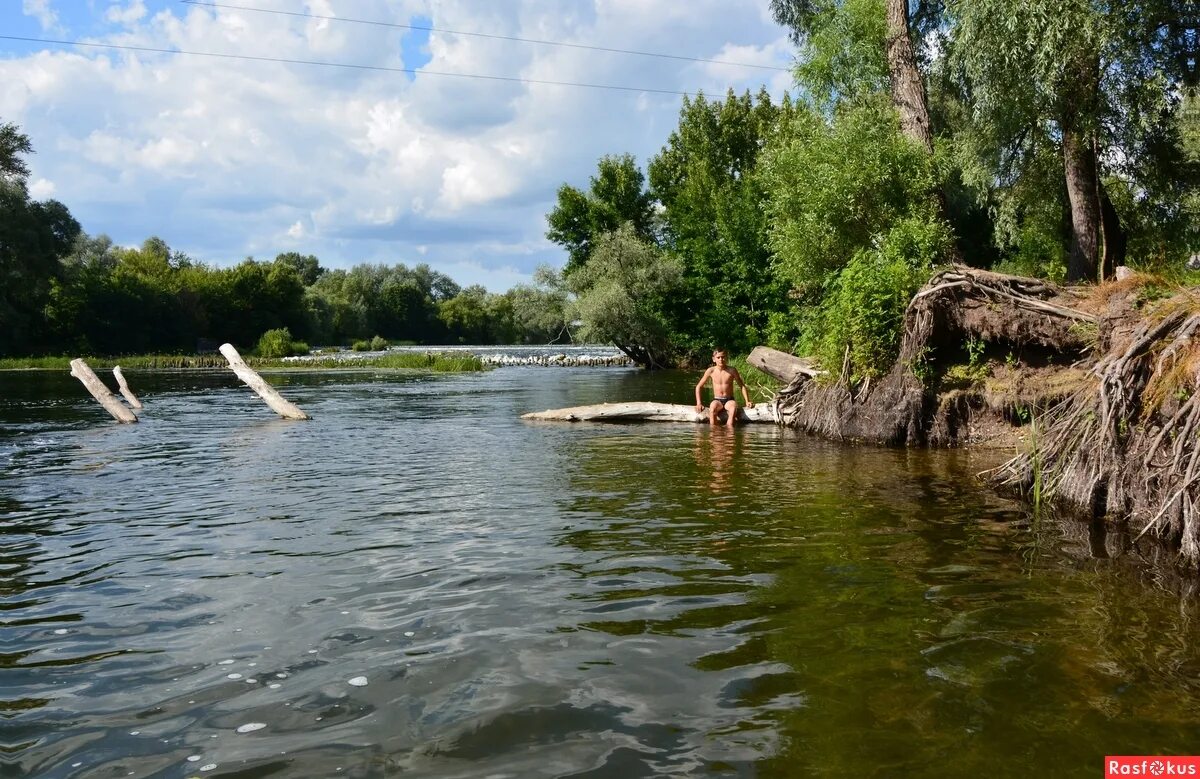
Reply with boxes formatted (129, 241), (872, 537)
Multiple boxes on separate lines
(708, 399), (722, 425)
(723, 400), (738, 427)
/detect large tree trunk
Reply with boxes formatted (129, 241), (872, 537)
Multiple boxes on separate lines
(1061, 53), (1103, 283)
(1063, 125), (1102, 282)
(885, 0), (934, 153)
(884, 0), (965, 263)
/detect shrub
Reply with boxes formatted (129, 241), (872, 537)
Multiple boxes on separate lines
(802, 216), (949, 382)
(256, 328), (297, 358)
(369, 335), (388, 351)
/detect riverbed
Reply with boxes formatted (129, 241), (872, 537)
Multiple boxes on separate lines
(3, 366), (1198, 778)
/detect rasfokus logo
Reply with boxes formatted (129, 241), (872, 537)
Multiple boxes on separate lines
(1106, 757), (1200, 777)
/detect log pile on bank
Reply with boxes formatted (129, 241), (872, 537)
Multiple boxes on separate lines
(769, 266), (1200, 567)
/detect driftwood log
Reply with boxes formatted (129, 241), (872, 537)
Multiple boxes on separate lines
(112, 366), (144, 409)
(70, 359), (138, 423)
(748, 346), (823, 383)
(220, 343), (310, 420)
(523, 401), (775, 424)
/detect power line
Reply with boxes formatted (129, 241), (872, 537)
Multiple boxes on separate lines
(179, 0), (790, 72)
(0, 36), (695, 96)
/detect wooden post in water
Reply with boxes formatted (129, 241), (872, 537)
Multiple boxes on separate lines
(69, 359), (138, 423)
(112, 366), (144, 409)
(219, 343), (310, 420)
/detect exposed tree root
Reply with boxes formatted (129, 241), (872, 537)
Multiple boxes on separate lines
(775, 266), (1095, 445)
(772, 266), (1200, 568)
(986, 309), (1200, 567)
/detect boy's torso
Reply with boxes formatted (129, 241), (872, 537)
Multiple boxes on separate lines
(710, 367), (736, 397)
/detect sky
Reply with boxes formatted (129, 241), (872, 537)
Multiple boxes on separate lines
(2, 0), (795, 290)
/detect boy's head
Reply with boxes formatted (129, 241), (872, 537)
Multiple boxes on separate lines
(712, 348), (727, 365)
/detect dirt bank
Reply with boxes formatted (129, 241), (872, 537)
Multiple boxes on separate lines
(771, 267), (1200, 569)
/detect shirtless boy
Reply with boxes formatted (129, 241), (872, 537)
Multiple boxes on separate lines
(694, 349), (754, 426)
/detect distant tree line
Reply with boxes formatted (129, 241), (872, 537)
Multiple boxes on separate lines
(549, 0), (1194, 373)
(0, 121), (568, 358)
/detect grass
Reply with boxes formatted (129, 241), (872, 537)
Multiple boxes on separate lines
(729, 354), (783, 402)
(0, 352), (488, 373)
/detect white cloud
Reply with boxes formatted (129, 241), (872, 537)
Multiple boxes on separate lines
(105, 1), (147, 26)
(28, 177), (56, 199)
(22, 0), (58, 31)
(0, 0), (794, 290)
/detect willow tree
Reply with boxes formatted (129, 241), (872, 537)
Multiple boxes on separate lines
(947, 0), (1177, 281)
(772, 0), (943, 143)
(566, 224), (682, 369)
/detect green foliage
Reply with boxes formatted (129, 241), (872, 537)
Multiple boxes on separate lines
(256, 327), (297, 358)
(0, 120), (33, 187)
(786, 0), (889, 111)
(567, 224), (683, 368)
(648, 89), (794, 358)
(802, 217), (948, 382)
(763, 95), (945, 291)
(505, 267), (569, 344)
(0, 352), (487, 372)
(546, 154), (657, 275)
(0, 123), (82, 356)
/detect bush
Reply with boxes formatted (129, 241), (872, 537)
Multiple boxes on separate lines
(369, 335), (388, 351)
(803, 217), (949, 382)
(256, 328), (297, 358)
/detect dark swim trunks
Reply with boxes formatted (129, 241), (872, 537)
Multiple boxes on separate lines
(713, 397), (733, 404)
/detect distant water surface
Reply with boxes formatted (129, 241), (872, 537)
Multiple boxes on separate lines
(2, 366), (1198, 778)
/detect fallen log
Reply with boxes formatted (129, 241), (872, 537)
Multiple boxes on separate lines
(220, 343), (310, 420)
(748, 346), (823, 383)
(112, 365), (144, 409)
(522, 401), (775, 424)
(70, 359), (138, 423)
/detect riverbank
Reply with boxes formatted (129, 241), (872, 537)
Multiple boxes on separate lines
(770, 267), (1200, 569)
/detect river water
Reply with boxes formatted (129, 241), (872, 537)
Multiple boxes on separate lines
(3, 366), (1198, 778)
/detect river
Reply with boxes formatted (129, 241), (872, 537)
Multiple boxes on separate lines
(3, 365), (1198, 778)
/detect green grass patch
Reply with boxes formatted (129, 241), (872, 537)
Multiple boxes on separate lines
(260, 353), (487, 372)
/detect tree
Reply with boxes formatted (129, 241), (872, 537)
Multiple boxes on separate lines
(0, 121), (33, 189)
(274, 252), (325, 286)
(546, 154), (657, 274)
(506, 266), (569, 344)
(0, 122), (80, 355)
(648, 88), (794, 356)
(945, 0), (1172, 280)
(567, 224), (683, 368)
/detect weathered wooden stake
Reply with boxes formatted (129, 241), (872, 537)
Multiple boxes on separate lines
(112, 365), (144, 409)
(219, 343), (310, 420)
(70, 359), (138, 423)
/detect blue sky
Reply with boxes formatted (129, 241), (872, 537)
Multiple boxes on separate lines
(3, 1), (794, 290)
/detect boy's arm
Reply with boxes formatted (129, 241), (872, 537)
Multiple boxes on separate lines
(694, 368), (712, 410)
(734, 368), (754, 408)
